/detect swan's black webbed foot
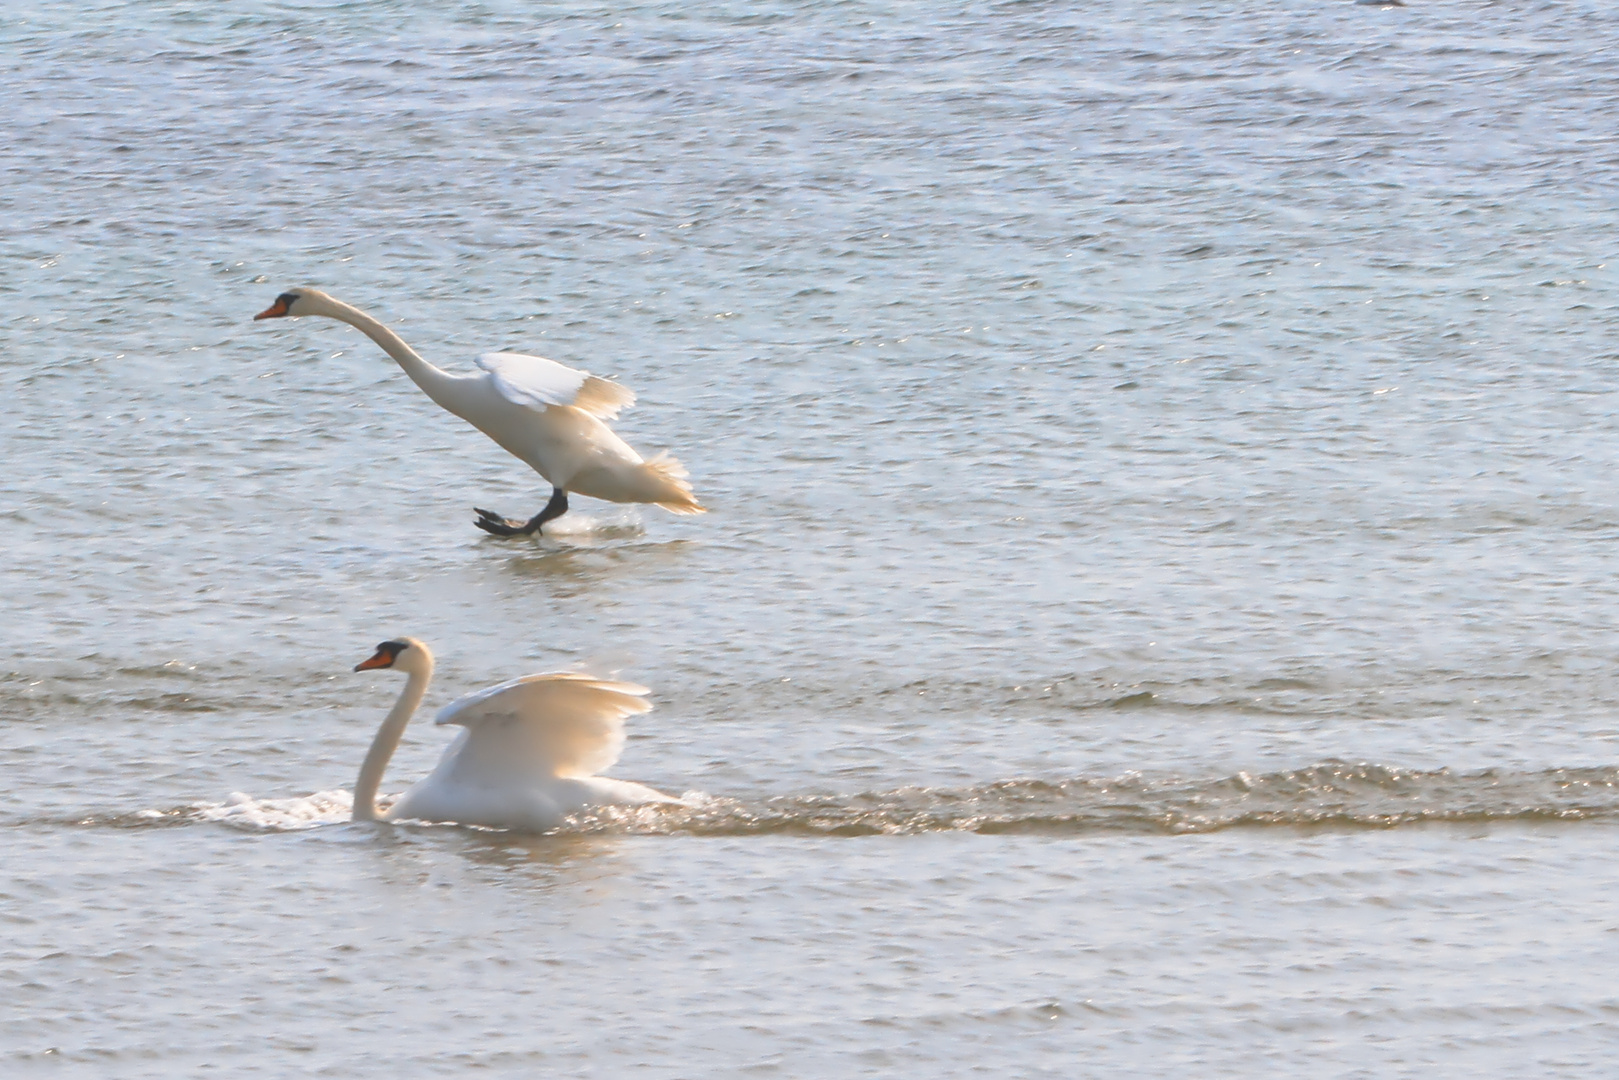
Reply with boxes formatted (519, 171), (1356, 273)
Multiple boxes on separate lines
(473, 488), (569, 539)
(473, 507), (533, 537)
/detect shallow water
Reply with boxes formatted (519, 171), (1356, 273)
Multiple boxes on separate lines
(4, 1), (1619, 1075)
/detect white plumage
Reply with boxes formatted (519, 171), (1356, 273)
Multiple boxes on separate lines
(350, 638), (679, 831)
(255, 288), (702, 535)
(475, 351), (636, 419)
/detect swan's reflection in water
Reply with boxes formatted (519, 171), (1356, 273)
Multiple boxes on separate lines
(498, 538), (696, 595)
(457, 830), (623, 870)
(355, 817), (633, 893)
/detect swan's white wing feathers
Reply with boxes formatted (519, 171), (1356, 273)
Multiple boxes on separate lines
(434, 672), (651, 779)
(476, 352), (636, 419)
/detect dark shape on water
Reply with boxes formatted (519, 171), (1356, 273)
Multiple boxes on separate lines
(474, 487), (570, 538)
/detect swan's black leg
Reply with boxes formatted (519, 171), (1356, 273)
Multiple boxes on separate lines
(473, 487), (569, 538)
(526, 487), (570, 532)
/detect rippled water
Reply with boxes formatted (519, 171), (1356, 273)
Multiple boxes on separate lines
(5, 1), (1619, 1075)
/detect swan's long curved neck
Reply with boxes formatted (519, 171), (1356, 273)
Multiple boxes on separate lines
(319, 298), (465, 414)
(352, 658), (434, 822)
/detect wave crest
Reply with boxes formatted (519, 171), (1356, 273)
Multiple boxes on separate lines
(561, 762), (1619, 837)
(88, 763), (1619, 837)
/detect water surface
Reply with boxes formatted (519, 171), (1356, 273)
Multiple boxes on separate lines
(4, 1), (1619, 1075)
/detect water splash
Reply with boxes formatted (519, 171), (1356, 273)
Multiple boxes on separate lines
(133, 762), (1619, 837)
(191, 789), (355, 831)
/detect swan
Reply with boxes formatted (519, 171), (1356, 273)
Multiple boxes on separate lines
(349, 637), (680, 830)
(254, 288), (703, 536)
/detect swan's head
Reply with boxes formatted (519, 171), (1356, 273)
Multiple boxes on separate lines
(353, 637), (433, 675)
(254, 287), (337, 321)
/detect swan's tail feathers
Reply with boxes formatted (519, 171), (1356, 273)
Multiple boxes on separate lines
(641, 452), (706, 515)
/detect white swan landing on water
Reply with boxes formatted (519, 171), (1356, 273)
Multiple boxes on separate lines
(350, 638), (680, 830)
(254, 288), (703, 537)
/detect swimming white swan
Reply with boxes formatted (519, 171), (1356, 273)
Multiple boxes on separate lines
(350, 637), (680, 830)
(255, 288), (703, 536)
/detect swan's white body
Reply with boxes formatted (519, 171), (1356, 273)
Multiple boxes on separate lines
(352, 638), (678, 831)
(256, 288), (702, 514)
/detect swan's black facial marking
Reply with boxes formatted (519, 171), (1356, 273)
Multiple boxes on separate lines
(354, 639), (410, 672)
(253, 291), (300, 321)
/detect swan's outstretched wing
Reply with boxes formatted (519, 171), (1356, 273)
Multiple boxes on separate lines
(476, 352), (636, 419)
(434, 672), (651, 778)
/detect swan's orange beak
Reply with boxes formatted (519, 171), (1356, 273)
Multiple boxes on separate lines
(254, 297), (291, 320)
(354, 649), (394, 672)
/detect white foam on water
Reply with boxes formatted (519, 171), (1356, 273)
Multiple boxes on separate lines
(537, 508), (646, 543)
(192, 789), (355, 831)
